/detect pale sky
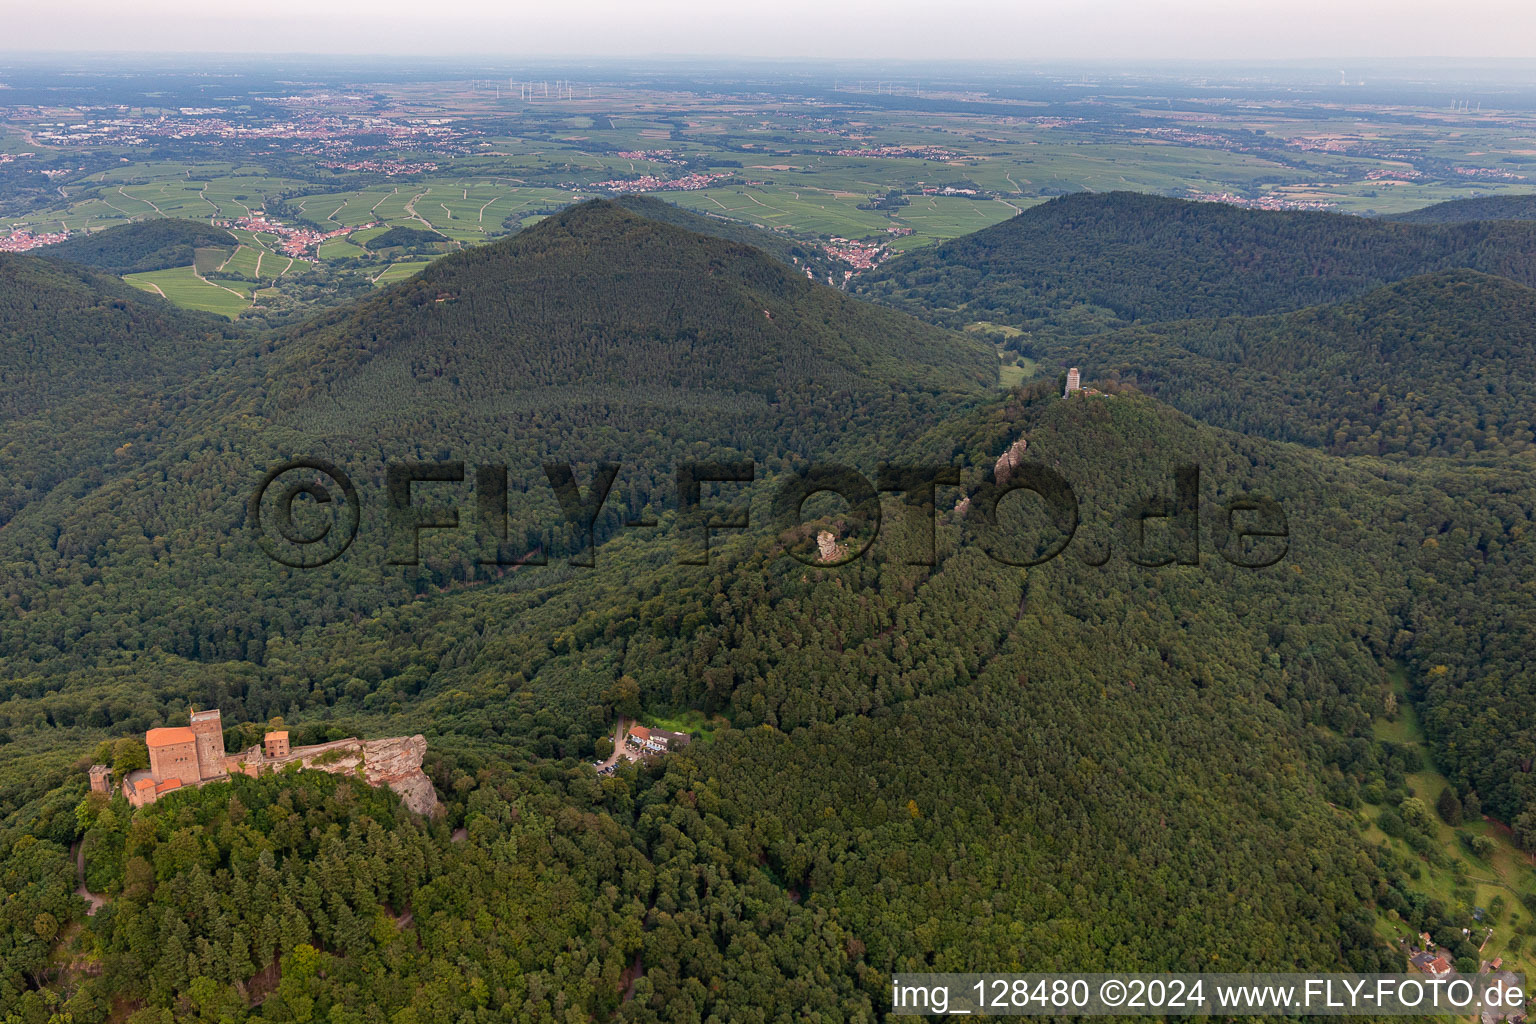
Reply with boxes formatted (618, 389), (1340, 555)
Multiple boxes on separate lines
(8, 0), (1536, 59)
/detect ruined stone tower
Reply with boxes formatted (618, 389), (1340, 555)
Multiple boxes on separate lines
(88, 764), (112, 794)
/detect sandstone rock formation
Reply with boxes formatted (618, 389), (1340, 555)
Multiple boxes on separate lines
(993, 436), (1029, 486)
(815, 529), (847, 564)
(362, 735), (440, 817)
(281, 735), (440, 816)
(953, 436), (1030, 515)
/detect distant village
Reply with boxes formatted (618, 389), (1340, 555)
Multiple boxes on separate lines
(823, 236), (885, 271)
(1186, 189), (1337, 212)
(834, 144), (956, 161)
(28, 109), (471, 158)
(318, 159), (440, 176)
(0, 228), (70, 253)
(0, 210), (376, 258)
(587, 171), (731, 194)
(88, 707), (439, 815)
(218, 212), (376, 257)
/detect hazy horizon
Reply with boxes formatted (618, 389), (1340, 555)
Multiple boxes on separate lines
(10, 0), (1536, 61)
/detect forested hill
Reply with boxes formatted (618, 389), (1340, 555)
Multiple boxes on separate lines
(4, 194), (1535, 1021)
(854, 190), (1536, 333)
(7, 380), (1509, 1019)
(0, 253), (241, 525)
(362, 225), (444, 252)
(1386, 193), (1536, 224)
(1032, 270), (1536, 459)
(266, 198), (994, 412)
(0, 253), (231, 418)
(0, 198), (997, 675)
(615, 194), (842, 280)
(49, 217), (237, 273)
(1007, 267), (1536, 839)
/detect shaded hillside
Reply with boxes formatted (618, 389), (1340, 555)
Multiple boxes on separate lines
(0, 254), (231, 416)
(855, 191), (1536, 334)
(0, 253), (241, 524)
(1037, 270), (1536, 459)
(1019, 271), (1536, 838)
(616, 194), (841, 280)
(268, 198), (992, 411)
(249, 200), (995, 557)
(50, 217), (235, 274)
(1386, 193), (1536, 224)
(0, 198), (995, 673)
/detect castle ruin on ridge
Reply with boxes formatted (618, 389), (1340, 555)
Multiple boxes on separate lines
(88, 706), (439, 816)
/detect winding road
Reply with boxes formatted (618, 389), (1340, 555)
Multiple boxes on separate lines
(72, 841), (106, 916)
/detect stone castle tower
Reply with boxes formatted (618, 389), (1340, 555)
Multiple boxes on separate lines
(188, 707), (226, 780)
(88, 764), (112, 794)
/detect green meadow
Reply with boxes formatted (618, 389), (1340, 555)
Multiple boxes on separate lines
(123, 265), (251, 318)
(371, 260), (433, 286)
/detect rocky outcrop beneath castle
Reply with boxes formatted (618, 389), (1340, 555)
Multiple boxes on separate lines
(228, 735), (440, 816)
(360, 735), (439, 816)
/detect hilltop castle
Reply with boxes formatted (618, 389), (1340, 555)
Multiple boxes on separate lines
(90, 706), (240, 806)
(87, 707), (439, 815)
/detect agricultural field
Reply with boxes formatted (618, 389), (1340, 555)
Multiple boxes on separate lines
(192, 245), (231, 275)
(122, 265), (251, 318)
(317, 235), (369, 260)
(371, 260), (433, 286)
(6, 71), (1536, 316)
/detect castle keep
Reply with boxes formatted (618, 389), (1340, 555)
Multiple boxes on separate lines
(190, 707), (226, 777)
(123, 707), (233, 804)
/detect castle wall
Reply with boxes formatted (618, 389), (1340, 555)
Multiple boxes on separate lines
(148, 739), (202, 786)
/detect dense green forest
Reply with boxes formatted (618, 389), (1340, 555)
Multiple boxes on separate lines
(1386, 193), (1536, 224)
(269, 200), (993, 409)
(364, 226), (445, 252)
(0, 254), (242, 526)
(6, 383), (1488, 1021)
(2, 196), (1535, 1021)
(1025, 269), (1536, 460)
(1002, 275), (1536, 847)
(613, 196), (843, 282)
(50, 219), (239, 274)
(855, 190), (1536, 334)
(0, 201), (996, 676)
